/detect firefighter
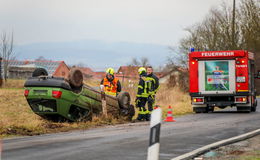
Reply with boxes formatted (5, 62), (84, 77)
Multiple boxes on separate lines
(135, 67), (152, 121)
(146, 66), (160, 114)
(100, 68), (121, 96)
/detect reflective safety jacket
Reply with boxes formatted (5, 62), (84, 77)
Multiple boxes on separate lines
(101, 77), (121, 96)
(137, 76), (152, 98)
(147, 73), (160, 95)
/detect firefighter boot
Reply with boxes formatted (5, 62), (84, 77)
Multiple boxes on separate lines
(145, 113), (151, 121)
(136, 114), (145, 121)
(136, 107), (146, 121)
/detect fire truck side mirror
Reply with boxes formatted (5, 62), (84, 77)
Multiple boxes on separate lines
(255, 70), (260, 79)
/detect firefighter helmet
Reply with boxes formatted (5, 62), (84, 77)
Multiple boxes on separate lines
(138, 67), (146, 75)
(106, 68), (115, 75)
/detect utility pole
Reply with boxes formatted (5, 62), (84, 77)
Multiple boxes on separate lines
(232, 0), (236, 49)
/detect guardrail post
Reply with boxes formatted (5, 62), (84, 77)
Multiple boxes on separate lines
(0, 139), (2, 160)
(147, 108), (162, 160)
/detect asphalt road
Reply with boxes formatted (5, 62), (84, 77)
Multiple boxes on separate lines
(2, 100), (260, 160)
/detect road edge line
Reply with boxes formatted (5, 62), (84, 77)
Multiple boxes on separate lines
(171, 128), (260, 160)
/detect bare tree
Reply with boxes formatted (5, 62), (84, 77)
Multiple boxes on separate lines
(0, 31), (15, 81)
(178, 0), (259, 54)
(140, 57), (149, 67)
(129, 57), (150, 67)
(130, 57), (140, 66)
(238, 0), (260, 52)
(165, 0), (259, 92)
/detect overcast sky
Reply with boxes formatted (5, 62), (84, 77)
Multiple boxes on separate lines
(0, 0), (226, 46)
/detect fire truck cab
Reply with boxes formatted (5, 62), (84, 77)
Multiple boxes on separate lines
(189, 50), (258, 113)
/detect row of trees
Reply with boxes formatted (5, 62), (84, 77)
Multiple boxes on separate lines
(178, 0), (259, 64)
(166, 0), (259, 91)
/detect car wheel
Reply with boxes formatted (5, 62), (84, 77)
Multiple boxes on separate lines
(251, 106), (256, 112)
(68, 68), (83, 88)
(120, 104), (135, 121)
(32, 68), (48, 77)
(237, 106), (251, 113)
(117, 91), (131, 109)
(208, 106), (214, 112)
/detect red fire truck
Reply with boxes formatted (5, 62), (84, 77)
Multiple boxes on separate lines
(189, 50), (258, 113)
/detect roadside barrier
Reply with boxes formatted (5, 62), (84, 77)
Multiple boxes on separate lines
(171, 128), (260, 160)
(164, 105), (176, 122)
(147, 108), (162, 160)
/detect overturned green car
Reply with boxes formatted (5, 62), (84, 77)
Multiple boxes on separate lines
(24, 68), (135, 122)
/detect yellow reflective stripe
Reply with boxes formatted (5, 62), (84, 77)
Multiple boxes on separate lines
(105, 91), (117, 96)
(144, 81), (147, 94)
(155, 85), (160, 92)
(137, 94), (149, 98)
(138, 108), (146, 114)
(138, 85), (143, 89)
(145, 110), (151, 114)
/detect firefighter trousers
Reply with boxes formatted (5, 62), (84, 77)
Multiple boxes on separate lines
(136, 97), (153, 121)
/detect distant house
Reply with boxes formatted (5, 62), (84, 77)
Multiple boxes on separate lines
(77, 67), (95, 79)
(93, 72), (106, 79)
(1, 60), (70, 79)
(117, 66), (140, 80)
(159, 67), (188, 84)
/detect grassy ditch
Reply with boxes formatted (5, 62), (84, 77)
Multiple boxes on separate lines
(203, 135), (260, 160)
(0, 80), (191, 138)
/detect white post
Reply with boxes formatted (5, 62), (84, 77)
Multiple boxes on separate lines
(147, 108), (162, 160)
(101, 91), (107, 117)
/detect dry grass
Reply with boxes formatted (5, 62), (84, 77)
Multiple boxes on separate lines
(121, 82), (192, 118)
(0, 89), (126, 138)
(1, 79), (25, 89)
(156, 85), (192, 117)
(0, 79), (192, 138)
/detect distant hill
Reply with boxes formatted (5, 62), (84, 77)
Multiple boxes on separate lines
(14, 40), (172, 71)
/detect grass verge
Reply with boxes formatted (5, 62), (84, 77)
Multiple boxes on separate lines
(0, 81), (191, 138)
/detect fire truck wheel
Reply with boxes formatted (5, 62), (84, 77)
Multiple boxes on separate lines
(193, 107), (207, 113)
(32, 68), (48, 77)
(68, 68), (83, 88)
(208, 106), (214, 112)
(203, 107), (209, 113)
(237, 107), (251, 113)
(251, 106), (256, 112)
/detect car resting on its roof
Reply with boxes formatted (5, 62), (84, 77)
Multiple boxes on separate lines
(24, 68), (135, 122)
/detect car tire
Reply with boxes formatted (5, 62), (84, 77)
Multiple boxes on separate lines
(208, 106), (214, 112)
(32, 68), (48, 77)
(117, 91), (131, 109)
(251, 98), (257, 112)
(193, 107), (202, 113)
(68, 68), (83, 88)
(237, 106), (251, 113)
(127, 104), (135, 121)
(251, 106), (256, 112)
(120, 104), (135, 121)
